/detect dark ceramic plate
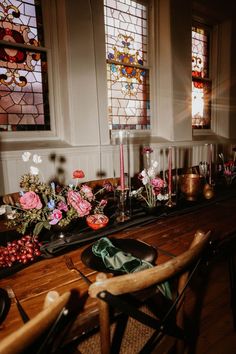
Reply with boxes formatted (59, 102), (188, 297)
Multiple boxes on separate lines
(0, 288), (11, 325)
(81, 238), (158, 274)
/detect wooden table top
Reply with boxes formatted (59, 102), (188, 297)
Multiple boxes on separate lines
(0, 193), (236, 342)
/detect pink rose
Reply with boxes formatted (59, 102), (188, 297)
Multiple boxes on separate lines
(224, 170), (233, 176)
(151, 178), (164, 189)
(151, 177), (164, 195)
(49, 209), (63, 225)
(57, 201), (68, 212)
(103, 181), (114, 192)
(20, 191), (42, 210)
(80, 185), (94, 201)
(67, 190), (92, 217)
(76, 199), (92, 217)
(68, 190), (82, 208)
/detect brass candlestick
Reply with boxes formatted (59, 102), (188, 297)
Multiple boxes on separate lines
(116, 188), (130, 223)
(165, 195), (176, 208)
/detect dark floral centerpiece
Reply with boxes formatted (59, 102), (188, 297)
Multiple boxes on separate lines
(0, 152), (113, 269)
(0, 152), (111, 237)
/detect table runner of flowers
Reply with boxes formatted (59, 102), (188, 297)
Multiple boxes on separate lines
(0, 152), (114, 268)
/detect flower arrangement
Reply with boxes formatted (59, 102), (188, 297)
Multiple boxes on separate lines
(218, 153), (236, 185)
(131, 160), (168, 208)
(0, 152), (112, 236)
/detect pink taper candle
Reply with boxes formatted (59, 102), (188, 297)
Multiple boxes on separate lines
(119, 131), (125, 190)
(168, 147), (172, 195)
(209, 143), (212, 185)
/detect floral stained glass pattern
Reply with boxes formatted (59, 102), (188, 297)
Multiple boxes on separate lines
(192, 26), (211, 129)
(104, 0), (150, 130)
(0, 0), (50, 131)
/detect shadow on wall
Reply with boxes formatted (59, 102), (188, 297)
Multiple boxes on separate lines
(49, 153), (67, 186)
(96, 170), (107, 178)
(48, 153), (108, 185)
(182, 146), (193, 171)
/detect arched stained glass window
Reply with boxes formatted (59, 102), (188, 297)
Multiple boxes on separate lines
(0, 0), (50, 131)
(104, 0), (150, 130)
(192, 25), (211, 129)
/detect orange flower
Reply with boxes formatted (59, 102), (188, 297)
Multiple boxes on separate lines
(73, 170), (85, 179)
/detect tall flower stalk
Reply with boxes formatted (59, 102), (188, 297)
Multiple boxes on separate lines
(143, 146), (153, 169)
(131, 160), (168, 207)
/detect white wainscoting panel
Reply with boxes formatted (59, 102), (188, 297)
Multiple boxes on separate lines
(0, 142), (234, 195)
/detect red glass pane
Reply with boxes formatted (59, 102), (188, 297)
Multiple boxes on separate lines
(0, 0), (49, 131)
(192, 26), (209, 79)
(192, 25), (211, 129)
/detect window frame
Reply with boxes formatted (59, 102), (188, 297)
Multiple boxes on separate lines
(191, 17), (230, 138)
(0, 0), (59, 142)
(191, 21), (213, 130)
(192, 18), (233, 139)
(104, 0), (153, 136)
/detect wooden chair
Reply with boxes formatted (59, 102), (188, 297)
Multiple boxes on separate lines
(0, 289), (81, 354)
(85, 177), (120, 190)
(1, 192), (20, 206)
(88, 229), (212, 354)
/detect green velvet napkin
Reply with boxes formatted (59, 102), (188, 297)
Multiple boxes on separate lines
(92, 237), (171, 299)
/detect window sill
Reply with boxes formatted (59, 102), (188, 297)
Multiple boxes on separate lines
(193, 128), (215, 136)
(0, 140), (72, 153)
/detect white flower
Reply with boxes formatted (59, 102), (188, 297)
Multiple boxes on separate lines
(130, 187), (143, 197)
(152, 160), (158, 168)
(30, 166), (39, 175)
(157, 193), (169, 201)
(22, 151), (31, 162)
(7, 210), (17, 220)
(140, 170), (147, 177)
(32, 154), (42, 164)
(0, 205), (6, 215)
(147, 167), (153, 177)
(147, 167), (156, 179)
(142, 175), (150, 185)
(147, 161), (159, 179)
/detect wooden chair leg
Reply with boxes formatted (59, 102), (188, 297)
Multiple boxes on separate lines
(176, 273), (189, 354)
(111, 313), (129, 354)
(96, 273), (111, 354)
(98, 297), (110, 354)
(228, 251), (236, 330)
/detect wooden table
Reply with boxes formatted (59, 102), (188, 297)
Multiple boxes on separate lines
(0, 192), (236, 343)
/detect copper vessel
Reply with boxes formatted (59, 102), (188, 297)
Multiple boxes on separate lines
(179, 174), (202, 201)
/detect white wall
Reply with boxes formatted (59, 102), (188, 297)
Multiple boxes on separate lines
(1, 141), (234, 194)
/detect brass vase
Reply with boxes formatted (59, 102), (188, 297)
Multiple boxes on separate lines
(179, 174), (202, 201)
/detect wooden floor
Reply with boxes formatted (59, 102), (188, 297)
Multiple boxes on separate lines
(194, 253), (236, 354)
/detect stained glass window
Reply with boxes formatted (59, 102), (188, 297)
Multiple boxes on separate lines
(104, 0), (150, 130)
(192, 25), (211, 129)
(0, 0), (50, 132)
